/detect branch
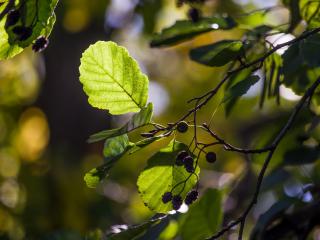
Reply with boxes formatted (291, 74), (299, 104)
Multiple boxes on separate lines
(207, 77), (320, 240)
(201, 123), (273, 154)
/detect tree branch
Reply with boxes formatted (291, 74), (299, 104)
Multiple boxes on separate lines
(207, 77), (320, 240)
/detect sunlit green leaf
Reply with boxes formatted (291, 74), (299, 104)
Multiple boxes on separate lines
(150, 16), (237, 47)
(137, 140), (199, 213)
(223, 75), (260, 103)
(103, 134), (130, 161)
(0, 0), (58, 60)
(190, 40), (243, 67)
(300, 0), (320, 28)
(84, 167), (108, 188)
(88, 103), (153, 143)
(180, 189), (223, 240)
(79, 41), (149, 114)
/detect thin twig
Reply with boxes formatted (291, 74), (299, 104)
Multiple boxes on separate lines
(207, 77), (320, 240)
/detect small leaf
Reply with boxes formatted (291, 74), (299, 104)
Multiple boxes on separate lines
(190, 40), (243, 67)
(88, 103), (153, 143)
(137, 140), (199, 213)
(300, 0), (320, 28)
(79, 41), (149, 114)
(180, 189), (223, 240)
(150, 16), (237, 48)
(223, 75), (260, 103)
(103, 134), (130, 161)
(84, 167), (108, 188)
(106, 214), (167, 240)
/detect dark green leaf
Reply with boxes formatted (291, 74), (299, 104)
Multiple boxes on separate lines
(180, 189), (223, 240)
(190, 40), (243, 67)
(223, 75), (260, 103)
(250, 198), (297, 240)
(137, 140), (199, 213)
(300, 34), (320, 67)
(106, 214), (167, 240)
(150, 16), (237, 48)
(283, 145), (320, 165)
(88, 103), (153, 143)
(85, 135), (136, 188)
(282, 43), (306, 95)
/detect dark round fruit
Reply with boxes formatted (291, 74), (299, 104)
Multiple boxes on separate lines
(176, 150), (188, 166)
(185, 190), (199, 205)
(177, 121), (188, 133)
(183, 156), (193, 166)
(162, 192), (173, 204)
(184, 156), (194, 173)
(185, 163), (194, 173)
(172, 195), (183, 210)
(32, 36), (49, 52)
(188, 8), (200, 22)
(5, 9), (20, 28)
(206, 152), (216, 163)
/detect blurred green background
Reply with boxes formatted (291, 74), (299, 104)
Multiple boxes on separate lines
(1, 0), (320, 239)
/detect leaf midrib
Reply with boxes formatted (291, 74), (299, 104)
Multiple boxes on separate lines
(88, 54), (141, 109)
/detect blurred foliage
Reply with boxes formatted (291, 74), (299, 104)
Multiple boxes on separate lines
(1, 0), (320, 240)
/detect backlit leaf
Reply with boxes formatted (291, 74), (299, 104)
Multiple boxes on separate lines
(137, 140), (199, 213)
(79, 41), (149, 114)
(150, 16), (237, 48)
(190, 40), (243, 67)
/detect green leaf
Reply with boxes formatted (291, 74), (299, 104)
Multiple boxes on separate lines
(79, 41), (149, 114)
(190, 40), (243, 67)
(180, 189), (223, 240)
(137, 140), (200, 213)
(0, 0), (58, 60)
(88, 103), (153, 143)
(150, 16), (237, 48)
(300, 0), (320, 28)
(106, 214), (167, 240)
(128, 136), (163, 154)
(282, 42), (320, 95)
(84, 167), (108, 188)
(300, 34), (320, 67)
(103, 134), (130, 161)
(222, 75), (260, 103)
